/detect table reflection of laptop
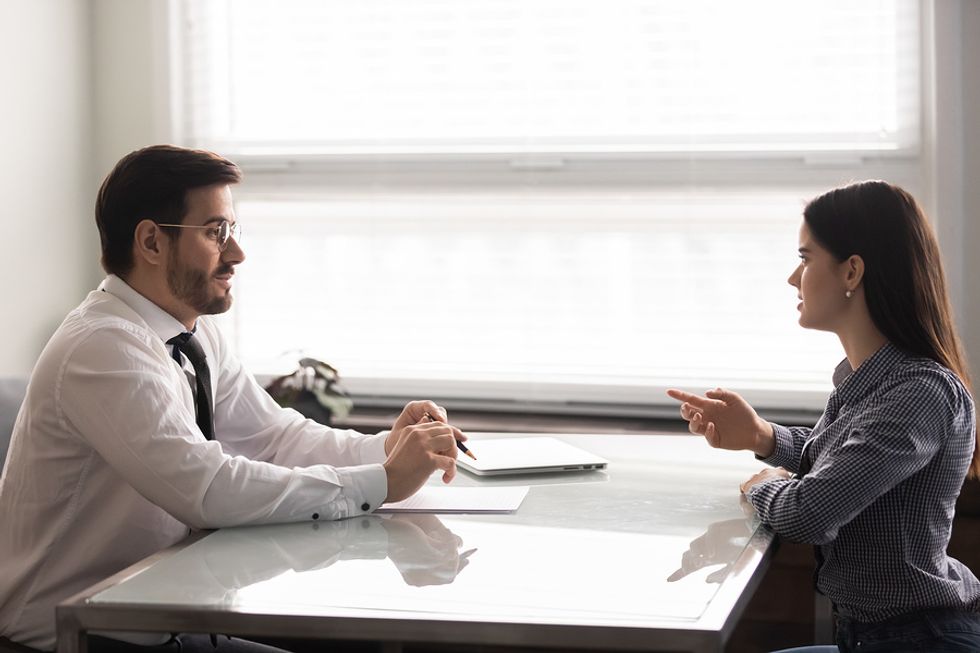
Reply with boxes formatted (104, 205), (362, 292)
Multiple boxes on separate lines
(457, 437), (608, 476)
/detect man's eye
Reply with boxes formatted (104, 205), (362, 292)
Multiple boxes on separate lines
(207, 227), (222, 240)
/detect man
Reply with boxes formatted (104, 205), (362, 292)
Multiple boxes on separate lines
(0, 145), (464, 652)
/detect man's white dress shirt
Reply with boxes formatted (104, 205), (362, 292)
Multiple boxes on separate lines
(0, 276), (388, 650)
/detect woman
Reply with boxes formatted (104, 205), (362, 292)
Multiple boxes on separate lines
(668, 181), (980, 652)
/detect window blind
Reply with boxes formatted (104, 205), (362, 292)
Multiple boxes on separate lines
(179, 0), (919, 157)
(179, 1), (923, 416)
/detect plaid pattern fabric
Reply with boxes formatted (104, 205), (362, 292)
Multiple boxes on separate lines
(747, 343), (980, 622)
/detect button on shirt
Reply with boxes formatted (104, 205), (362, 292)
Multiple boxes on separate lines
(747, 343), (980, 622)
(0, 275), (388, 650)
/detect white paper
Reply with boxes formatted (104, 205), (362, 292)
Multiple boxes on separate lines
(376, 486), (529, 514)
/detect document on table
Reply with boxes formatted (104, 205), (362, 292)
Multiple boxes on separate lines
(376, 486), (529, 514)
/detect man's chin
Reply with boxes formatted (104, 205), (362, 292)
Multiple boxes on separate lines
(199, 294), (233, 316)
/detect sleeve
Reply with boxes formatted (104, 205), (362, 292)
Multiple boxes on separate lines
(745, 373), (954, 545)
(57, 326), (387, 529)
(758, 422), (811, 473)
(204, 321), (388, 470)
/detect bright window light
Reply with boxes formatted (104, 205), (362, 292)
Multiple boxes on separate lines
(181, 0), (919, 155)
(181, 0), (922, 416)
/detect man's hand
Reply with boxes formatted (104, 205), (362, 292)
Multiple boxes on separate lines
(382, 401), (466, 503)
(739, 466), (792, 494)
(385, 400), (466, 455)
(665, 387), (775, 457)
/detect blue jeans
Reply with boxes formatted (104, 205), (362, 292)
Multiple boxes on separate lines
(835, 608), (980, 652)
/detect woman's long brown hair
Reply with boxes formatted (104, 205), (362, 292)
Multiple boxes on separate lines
(804, 180), (978, 479)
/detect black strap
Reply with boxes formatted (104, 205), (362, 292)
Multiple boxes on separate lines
(167, 332), (215, 441)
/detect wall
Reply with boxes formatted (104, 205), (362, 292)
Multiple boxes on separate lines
(0, 0), (98, 376)
(961, 1), (980, 380)
(92, 0), (175, 181)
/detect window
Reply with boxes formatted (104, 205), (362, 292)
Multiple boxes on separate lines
(177, 0), (922, 417)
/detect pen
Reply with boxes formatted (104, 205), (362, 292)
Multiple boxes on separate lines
(423, 411), (477, 460)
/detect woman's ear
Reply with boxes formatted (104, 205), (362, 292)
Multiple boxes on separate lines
(844, 254), (865, 291)
(133, 219), (166, 266)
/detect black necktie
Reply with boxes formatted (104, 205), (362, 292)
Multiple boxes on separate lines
(167, 332), (215, 440)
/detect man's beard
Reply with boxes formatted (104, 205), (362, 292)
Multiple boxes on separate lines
(167, 248), (233, 316)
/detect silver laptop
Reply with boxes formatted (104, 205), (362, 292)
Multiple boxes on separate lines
(457, 436), (608, 476)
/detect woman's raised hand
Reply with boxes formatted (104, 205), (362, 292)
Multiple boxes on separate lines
(665, 387), (775, 457)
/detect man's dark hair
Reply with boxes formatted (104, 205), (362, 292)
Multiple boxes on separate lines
(95, 144), (242, 277)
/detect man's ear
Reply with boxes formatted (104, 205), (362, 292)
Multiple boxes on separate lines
(133, 219), (167, 266)
(844, 254), (865, 291)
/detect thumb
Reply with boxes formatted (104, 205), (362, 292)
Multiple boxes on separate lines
(705, 387), (737, 403)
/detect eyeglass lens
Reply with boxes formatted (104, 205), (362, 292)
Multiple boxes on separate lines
(218, 222), (241, 249)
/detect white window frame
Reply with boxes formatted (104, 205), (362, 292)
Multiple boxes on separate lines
(158, 0), (945, 422)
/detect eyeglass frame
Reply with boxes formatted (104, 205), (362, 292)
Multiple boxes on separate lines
(156, 221), (242, 251)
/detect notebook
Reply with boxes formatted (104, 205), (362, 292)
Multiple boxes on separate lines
(456, 437), (608, 476)
(377, 486), (530, 513)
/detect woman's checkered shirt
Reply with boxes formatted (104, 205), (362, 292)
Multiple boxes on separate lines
(747, 343), (980, 622)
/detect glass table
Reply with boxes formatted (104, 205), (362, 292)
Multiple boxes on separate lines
(57, 433), (775, 653)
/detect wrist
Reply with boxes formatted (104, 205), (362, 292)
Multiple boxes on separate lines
(753, 419), (775, 458)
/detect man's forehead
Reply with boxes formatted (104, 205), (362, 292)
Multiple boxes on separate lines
(183, 185), (236, 225)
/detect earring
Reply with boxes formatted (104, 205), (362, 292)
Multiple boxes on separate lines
(845, 290), (853, 298)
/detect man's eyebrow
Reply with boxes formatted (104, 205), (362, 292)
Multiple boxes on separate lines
(798, 246), (812, 254)
(202, 216), (233, 225)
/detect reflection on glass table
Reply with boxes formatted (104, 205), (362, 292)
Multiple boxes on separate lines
(668, 497), (760, 585)
(63, 434), (776, 653)
(93, 514), (473, 607)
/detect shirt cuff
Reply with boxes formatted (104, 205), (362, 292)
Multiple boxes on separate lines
(745, 476), (790, 520)
(336, 462), (387, 517)
(757, 423), (798, 470)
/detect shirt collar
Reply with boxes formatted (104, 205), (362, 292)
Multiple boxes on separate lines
(100, 275), (192, 344)
(830, 342), (906, 406)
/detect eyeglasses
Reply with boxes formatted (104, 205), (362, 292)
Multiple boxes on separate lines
(156, 221), (242, 252)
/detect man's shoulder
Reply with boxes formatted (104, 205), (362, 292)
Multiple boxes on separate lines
(72, 289), (157, 341)
(37, 292), (160, 369)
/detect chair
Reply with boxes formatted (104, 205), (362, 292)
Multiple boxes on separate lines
(0, 377), (28, 469)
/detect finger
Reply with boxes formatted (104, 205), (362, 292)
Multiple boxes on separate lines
(451, 426), (468, 442)
(704, 421), (720, 448)
(431, 404), (449, 422)
(666, 388), (703, 405)
(706, 566), (729, 584)
(666, 567), (688, 582)
(705, 387), (737, 404)
(680, 402), (696, 421)
(407, 400), (442, 422)
(406, 423), (457, 456)
(420, 401), (448, 422)
(689, 411), (705, 436)
(425, 431), (459, 456)
(667, 388), (724, 411)
(432, 453), (456, 482)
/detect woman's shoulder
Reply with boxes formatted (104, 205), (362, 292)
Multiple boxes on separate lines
(880, 353), (973, 416)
